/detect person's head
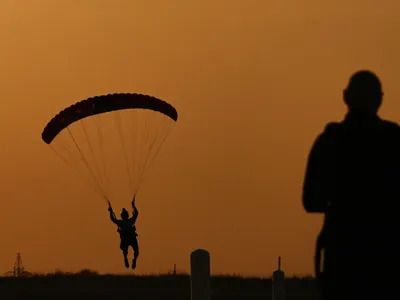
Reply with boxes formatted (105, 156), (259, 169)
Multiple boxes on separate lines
(121, 208), (129, 220)
(343, 70), (383, 115)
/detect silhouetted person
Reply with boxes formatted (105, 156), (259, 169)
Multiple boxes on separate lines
(108, 197), (139, 269)
(303, 70), (400, 299)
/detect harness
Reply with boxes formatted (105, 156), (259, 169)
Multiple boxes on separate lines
(112, 210), (138, 238)
(117, 225), (138, 239)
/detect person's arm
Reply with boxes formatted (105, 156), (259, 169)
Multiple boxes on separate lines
(302, 132), (337, 213)
(108, 201), (118, 224)
(129, 196), (139, 223)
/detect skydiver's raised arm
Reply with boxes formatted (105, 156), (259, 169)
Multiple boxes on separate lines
(130, 197), (139, 223)
(108, 202), (118, 224)
(109, 210), (119, 224)
(132, 203), (138, 215)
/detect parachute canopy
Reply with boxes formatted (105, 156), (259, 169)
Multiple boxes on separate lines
(42, 93), (178, 209)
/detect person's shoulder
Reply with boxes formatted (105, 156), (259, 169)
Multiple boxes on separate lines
(380, 118), (400, 130)
(323, 121), (343, 134)
(318, 121), (344, 141)
(376, 119), (400, 138)
(309, 122), (342, 150)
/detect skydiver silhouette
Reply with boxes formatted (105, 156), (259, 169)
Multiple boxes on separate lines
(303, 70), (400, 300)
(108, 196), (139, 269)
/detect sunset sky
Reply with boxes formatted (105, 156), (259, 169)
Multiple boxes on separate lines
(1, 0), (400, 276)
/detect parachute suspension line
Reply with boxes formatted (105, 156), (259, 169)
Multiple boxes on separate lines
(146, 120), (173, 170)
(96, 116), (109, 201)
(49, 138), (104, 198)
(133, 109), (147, 196)
(115, 111), (134, 197)
(135, 115), (174, 194)
(80, 120), (108, 200)
(130, 109), (138, 198)
(52, 136), (83, 169)
(132, 115), (152, 195)
(127, 109), (139, 198)
(65, 127), (106, 200)
(49, 144), (75, 168)
(131, 109), (152, 197)
(135, 125), (172, 193)
(66, 127), (108, 202)
(129, 109), (154, 198)
(136, 137), (159, 191)
(54, 140), (104, 199)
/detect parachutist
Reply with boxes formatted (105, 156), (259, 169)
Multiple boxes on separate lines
(109, 200), (139, 269)
(41, 93), (177, 270)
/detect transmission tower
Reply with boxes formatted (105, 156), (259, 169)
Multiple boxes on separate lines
(4, 253), (30, 277)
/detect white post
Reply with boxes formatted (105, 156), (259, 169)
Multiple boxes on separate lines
(190, 249), (211, 300)
(272, 256), (286, 300)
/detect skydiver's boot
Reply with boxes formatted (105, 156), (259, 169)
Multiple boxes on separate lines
(124, 256), (129, 268)
(132, 257), (137, 270)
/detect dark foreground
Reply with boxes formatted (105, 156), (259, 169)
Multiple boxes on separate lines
(0, 271), (320, 300)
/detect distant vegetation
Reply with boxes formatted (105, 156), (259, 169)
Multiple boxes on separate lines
(10, 268), (314, 279)
(0, 270), (320, 300)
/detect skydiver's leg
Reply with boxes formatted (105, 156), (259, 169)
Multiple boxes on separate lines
(131, 237), (139, 270)
(122, 248), (129, 268)
(120, 239), (129, 268)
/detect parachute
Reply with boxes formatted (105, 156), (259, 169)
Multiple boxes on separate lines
(41, 93), (178, 209)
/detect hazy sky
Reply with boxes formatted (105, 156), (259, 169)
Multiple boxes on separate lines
(1, 0), (399, 276)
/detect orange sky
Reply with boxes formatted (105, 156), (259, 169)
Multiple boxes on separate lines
(1, 0), (400, 276)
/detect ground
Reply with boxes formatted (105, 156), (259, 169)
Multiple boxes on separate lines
(0, 271), (320, 300)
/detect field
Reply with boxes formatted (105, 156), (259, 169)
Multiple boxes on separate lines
(0, 270), (321, 300)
